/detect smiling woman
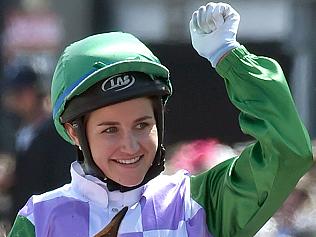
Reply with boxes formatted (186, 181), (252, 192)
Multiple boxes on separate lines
(67, 97), (159, 187)
(8, 2), (313, 237)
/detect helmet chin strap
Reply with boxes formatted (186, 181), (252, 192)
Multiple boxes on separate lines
(71, 98), (166, 192)
(72, 118), (104, 179)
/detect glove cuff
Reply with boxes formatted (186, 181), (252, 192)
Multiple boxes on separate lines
(209, 41), (240, 68)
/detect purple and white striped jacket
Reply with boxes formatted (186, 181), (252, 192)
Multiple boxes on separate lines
(17, 162), (213, 236)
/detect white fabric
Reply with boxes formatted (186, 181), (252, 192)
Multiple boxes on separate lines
(189, 2), (240, 67)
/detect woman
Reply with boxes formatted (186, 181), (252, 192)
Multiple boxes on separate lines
(8, 2), (313, 237)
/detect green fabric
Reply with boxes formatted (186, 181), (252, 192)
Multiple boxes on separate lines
(190, 46), (313, 237)
(8, 215), (35, 237)
(51, 32), (172, 143)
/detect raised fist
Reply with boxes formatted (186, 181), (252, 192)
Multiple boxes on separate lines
(189, 2), (240, 67)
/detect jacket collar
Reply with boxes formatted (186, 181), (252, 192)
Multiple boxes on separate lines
(70, 161), (144, 208)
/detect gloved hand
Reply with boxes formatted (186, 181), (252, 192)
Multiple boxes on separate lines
(189, 2), (241, 67)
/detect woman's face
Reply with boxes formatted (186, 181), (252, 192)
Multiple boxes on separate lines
(84, 97), (158, 187)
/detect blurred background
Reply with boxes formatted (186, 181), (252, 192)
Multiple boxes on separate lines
(1, 0), (316, 147)
(0, 0), (316, 236)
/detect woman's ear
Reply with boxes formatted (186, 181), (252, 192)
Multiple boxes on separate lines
(64, 122), (80, 146)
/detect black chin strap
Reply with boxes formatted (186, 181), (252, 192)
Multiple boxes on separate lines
(72, 118), (104, 179)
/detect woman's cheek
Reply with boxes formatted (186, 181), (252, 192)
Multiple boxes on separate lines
(91, 134), (117, 153)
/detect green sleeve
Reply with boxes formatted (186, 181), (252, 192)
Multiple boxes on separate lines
(190, 46), (313, 237)
(7, 215), (35, 237)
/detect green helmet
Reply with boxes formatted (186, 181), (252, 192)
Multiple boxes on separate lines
(51, 32), (172, 192)
(51, 32), (172, 144)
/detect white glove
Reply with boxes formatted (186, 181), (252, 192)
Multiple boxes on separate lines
(189, 2), (240, 67)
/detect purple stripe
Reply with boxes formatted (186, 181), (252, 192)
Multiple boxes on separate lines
(186, 208), (213, 237)
(140, 173), (187, 231)
(119, 233), (143, 237)
(33, 196), (89, 237)
(19, 196), (34, 216)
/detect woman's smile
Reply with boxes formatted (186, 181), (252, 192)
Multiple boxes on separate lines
(114, 155), (144, 165)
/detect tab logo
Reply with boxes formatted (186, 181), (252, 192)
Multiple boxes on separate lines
(101, 74), (135, 92)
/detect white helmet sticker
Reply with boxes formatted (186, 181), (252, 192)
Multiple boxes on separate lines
(101, 74), (135, 92)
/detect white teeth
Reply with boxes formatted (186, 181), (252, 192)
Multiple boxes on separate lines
(117, 156), (141, 164)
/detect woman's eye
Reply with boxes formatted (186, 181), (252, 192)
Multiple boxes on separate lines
(103, 127), (118, 134)
(135, 122), (149, 130)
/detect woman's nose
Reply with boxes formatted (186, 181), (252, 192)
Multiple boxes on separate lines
(120, 133), (140, 154)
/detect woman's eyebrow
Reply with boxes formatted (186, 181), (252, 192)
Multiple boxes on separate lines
(134, 116), (154, 123)
(97, 121), (119, 126)
(96, 116), (154, 127)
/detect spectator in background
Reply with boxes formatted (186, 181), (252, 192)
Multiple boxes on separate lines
(0, 107), (19, 156)
(282, 160), (316, 237)
(0, 152), (15, 234)
(2, 65), (49, 152)
(0, 66), (35, 233)
(166, 138), (236, 175)
(1, 65), (76, 224)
